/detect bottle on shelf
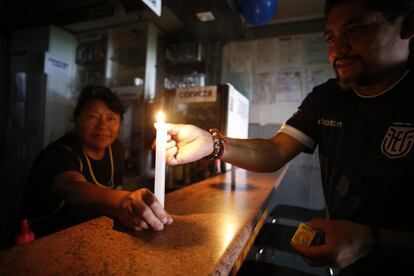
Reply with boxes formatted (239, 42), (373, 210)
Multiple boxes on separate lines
(15, 219), (35, 246)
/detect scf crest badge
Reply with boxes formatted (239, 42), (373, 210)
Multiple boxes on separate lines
(381, 123), (414, 159)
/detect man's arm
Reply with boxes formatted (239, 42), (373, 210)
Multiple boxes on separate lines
(166, 124), (307, 172)
(222, 132), (307, 172)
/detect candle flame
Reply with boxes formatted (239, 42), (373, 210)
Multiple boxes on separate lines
(156, 111), (165, 123)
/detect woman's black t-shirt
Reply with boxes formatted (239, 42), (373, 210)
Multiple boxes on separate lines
(24, 132), (124, 236)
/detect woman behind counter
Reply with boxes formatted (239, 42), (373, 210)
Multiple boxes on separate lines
(23, 85), (172, 237)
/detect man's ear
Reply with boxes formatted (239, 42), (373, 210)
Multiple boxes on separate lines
(401, 8), (414, 39)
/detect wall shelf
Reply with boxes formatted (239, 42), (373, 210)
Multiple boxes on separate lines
(164, 61), (206, 75)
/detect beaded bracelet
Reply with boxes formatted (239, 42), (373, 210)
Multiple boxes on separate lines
(207, 128), (227, 160)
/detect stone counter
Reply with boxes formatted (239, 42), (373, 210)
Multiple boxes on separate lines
(0, 168), (287, 275)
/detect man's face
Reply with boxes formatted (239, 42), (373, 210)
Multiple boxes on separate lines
(76, 100), (121, 153)
(324, 1), (409, 89)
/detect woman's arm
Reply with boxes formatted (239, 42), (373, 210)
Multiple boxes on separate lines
(52, 171), (173, 231)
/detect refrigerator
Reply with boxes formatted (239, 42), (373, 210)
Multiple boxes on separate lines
(163, 83), (249, 191)
(2, 25), (76, 247)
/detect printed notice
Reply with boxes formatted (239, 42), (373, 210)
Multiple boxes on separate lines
(278, 36), (302, 69)
(256, 39), (277, 73)
(253, 72), (275, 104)
(303, 33), (329, 65)
(44, 52), (71, 80)
(275, 69), (302, 101)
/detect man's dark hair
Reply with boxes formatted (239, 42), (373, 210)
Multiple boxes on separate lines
(73, 85), (125, 121)
(325, 0), (414, 67)
(325, 0), (414, 23)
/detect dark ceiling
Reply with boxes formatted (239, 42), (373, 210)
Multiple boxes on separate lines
(165, 0), (252, 41)
(3, 0), (327, 42)
(4, 0), (254, 41)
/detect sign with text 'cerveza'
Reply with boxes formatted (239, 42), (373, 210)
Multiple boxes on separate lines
(175, 86), (218, 103)
(142, 0), (161, 16)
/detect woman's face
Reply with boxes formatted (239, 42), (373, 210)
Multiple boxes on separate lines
(76, 100), (121, 153)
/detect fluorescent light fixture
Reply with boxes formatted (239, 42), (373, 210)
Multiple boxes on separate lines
(196, 11), (215, 22)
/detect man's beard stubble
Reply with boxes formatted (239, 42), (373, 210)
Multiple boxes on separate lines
(337, 77), (360, 90)
(334, 66), (373, 91)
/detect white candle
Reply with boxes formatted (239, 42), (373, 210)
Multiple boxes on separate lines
(154, 111), (167, 207)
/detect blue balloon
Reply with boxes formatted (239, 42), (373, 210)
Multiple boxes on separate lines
(239, 0), (278, 26)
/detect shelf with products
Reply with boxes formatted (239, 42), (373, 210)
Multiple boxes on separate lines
(162, 39), (222, 89)
(164, 60), (206, 75)
(165, 40), (204, 63)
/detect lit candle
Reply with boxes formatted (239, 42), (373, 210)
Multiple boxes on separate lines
(154, 111), (167, 207)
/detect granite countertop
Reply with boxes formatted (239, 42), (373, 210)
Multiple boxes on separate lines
(0, 168), (287, 275)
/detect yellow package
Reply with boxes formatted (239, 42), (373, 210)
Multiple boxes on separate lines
(291, 222), (316, 248)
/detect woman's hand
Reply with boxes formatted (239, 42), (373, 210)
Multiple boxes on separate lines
(165, 124), (213, 165)
(291, 219), (374, 268)
(116, 188), (173, 231)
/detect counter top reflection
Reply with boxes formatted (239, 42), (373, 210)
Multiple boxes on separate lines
(0, 167), (287, 275)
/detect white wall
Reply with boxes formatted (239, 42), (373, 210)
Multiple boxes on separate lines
(221, 33), (334, 126)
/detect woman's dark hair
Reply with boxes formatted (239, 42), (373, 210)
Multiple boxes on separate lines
(73, 85), (125, 121)
(325, 0), (414, 23)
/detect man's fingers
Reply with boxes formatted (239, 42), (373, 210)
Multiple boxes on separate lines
(166, 140), (176, 150)
(165, 123), (180, 135)
(166, 147), (178, 165)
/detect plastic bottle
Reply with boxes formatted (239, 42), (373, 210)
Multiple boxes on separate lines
(15, 219), (35, 245)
